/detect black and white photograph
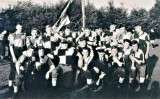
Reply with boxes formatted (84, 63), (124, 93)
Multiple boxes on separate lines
(0, 0), (160, 98)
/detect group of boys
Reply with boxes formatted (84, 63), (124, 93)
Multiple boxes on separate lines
(6, 23), (151, 97)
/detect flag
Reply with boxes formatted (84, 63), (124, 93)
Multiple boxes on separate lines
(52, 0), (73, 32)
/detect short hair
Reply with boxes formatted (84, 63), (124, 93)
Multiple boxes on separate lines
(16, 22), (22, 26)
(79, 37), (87, 41)
(16, 24), (22, 29)
(111, 46), (118, 50)
(103, 32), (111, 37)
(31, 28), (38, 31)
(82, 47), (90, 52)
(132, 40), (139, 46)
(117, 24), (125, 29)
(123, 39), (132, 46)
(28, 45), (35, 50)
(61, 40), (68, 44)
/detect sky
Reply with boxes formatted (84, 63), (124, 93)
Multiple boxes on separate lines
(0, 0), (156, 13)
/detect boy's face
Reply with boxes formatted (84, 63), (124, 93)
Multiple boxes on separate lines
(82, 49), (89, 57)
(31, 30), (38, 37)
(85, 29), (90, 36)
(46, 27), (52, 34)
(28, 49), (34, 57)
(65, 29), (71, 36)
(110, 25), (116, 31)
(79, 40), (86, 48)
(98, 51), (105, 58)
(38, 49), (44, 57)
(67, 37), (73, 42)
(72, 32), (77, 38)
(104, 36), (110, 42)
(123, 41), (130, 49)
(120, 27), (126, 33)
(134, 26), (141, 33)
(96, 29), (102, 35)
(132, 44), (138, 52)
(111, 48), (118, 56)
(16, 24), (23, 32)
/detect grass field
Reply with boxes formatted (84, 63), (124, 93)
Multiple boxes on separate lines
(0, 39), (160, 99)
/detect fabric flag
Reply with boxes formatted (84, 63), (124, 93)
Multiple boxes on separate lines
(52, 0), (73, 32)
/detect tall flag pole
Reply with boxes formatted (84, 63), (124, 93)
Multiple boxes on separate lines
(81, 0), (85, 31)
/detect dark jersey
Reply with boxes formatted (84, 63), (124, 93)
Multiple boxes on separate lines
(18, 53), (36, 73)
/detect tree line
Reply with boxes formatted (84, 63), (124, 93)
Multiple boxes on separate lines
(0, 0), (160, 37)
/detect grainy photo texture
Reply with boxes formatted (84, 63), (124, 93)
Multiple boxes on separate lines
(0, 0), (160, 99)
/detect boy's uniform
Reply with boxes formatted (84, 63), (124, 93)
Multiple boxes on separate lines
(40, 34), (60, 54)
(132, 49), (146, 78)
(119, 47), (135, 78)
(138, 32), (150, 55)
(15, 52), (36, 90)
(53, 46), (77, 87)
(9, 32), (26, 82)
(108, 55), (125, 82)
(26, 36), (39, 48)
(0, 32), (6, 59)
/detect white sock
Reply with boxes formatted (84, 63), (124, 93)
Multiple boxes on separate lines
(119, 77), (124, 83)
(52, 78), (57, 86)
(129, 77), (134, 84)
(87, 79), (92, 85)
(140, 77), (145, 83)
(8, 80), (13, 87)
(14, 86), (18, 93)
(146, 75), (149, 79)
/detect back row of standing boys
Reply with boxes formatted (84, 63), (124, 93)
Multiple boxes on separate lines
(7, 23), (154, 96)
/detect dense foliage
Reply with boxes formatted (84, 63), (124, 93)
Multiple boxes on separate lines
(0, 0), (160, 37)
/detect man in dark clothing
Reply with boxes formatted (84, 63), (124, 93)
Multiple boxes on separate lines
(150, 28), (156, 49)
(90, 47), (108, 92)
(14, 45), (36, 96)
(0, 30), (7, 60)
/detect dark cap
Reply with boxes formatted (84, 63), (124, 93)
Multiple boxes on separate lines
(123, 39), (132, 46)
(79, 37), (87, 41)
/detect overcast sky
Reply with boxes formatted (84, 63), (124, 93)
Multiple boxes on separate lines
(0, 0), (156, 13)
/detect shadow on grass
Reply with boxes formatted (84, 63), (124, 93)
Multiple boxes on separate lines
(154, 44), (159, 48)
(148, 54), (159, 78)
(147, 81), (160, 99)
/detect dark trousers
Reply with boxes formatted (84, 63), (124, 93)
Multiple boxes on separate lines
(9, 47), (23, 80)
(0, 41), (5, 57)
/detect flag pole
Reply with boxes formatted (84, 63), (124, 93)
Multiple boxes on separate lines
(81, 0), (85, 31)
